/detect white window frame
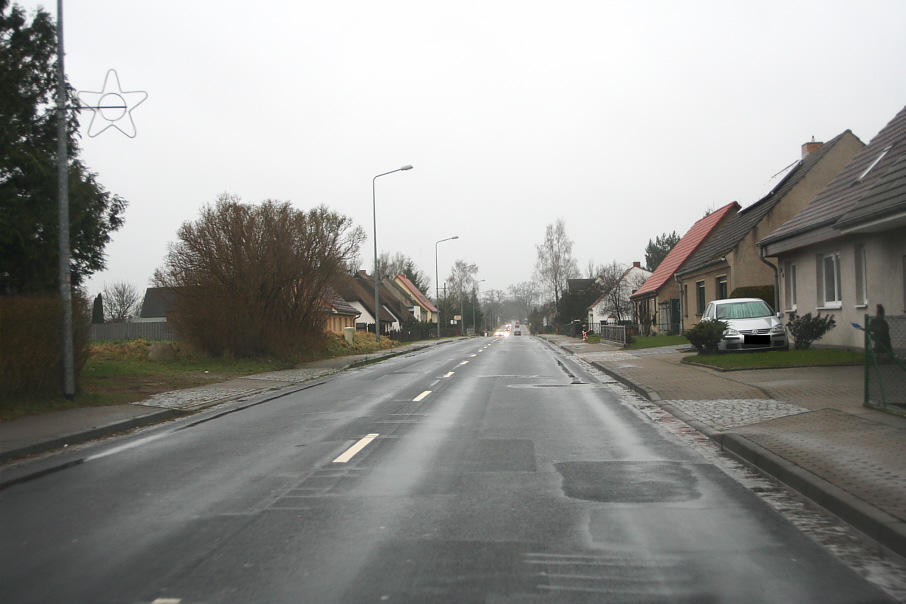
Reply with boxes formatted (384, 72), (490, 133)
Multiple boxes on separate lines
(784, 261), (797, 311)
(854, 244), (867, 307)
(818, 252), (842, 309)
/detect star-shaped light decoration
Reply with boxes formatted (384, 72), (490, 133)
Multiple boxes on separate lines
(78, 69), (148, 138)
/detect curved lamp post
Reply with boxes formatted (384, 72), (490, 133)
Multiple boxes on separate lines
(435, 235), (459, 339)
(373, 165), (412, 343)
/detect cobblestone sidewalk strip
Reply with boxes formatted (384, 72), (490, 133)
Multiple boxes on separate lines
(137, 386), (270, 411)
(665, 399), (809, 431)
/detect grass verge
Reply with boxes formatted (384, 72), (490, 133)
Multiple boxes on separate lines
(1, 333), (402, 422)
(625, 335), (690, 350)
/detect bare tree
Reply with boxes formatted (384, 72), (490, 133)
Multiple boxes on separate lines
(153, 194), (365, 359)
(534, 219), (578, 308)
(102, 281), (142, 323)
(594, 262), (648, 324)
(378, 251), (431, 293)
(446, 259), (478, 305)
(508, 281), (538, 322)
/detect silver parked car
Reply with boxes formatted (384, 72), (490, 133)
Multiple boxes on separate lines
(701, 298), (788, 351)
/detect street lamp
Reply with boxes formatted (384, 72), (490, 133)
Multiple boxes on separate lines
(473, 279), (485, 336)
(373, 165), (412, 344)
(435, 235), (459, 339)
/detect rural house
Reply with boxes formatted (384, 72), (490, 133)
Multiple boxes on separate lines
(759, 105), (906, 349)
(676, 131), (864, 327)
(631, 202), (739, 334)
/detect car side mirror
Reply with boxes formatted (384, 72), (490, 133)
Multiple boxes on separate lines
(776, 312), (783, 319)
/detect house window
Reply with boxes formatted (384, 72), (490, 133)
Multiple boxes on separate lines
(696, 281), (706, 315)
(783, 261), (797, 310)
(854, 244), (867, 307)
(790, 263), (797, 309)
(819, 252), (842, 308)
(716, 276), (728, 300)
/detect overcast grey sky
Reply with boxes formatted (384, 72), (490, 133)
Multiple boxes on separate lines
(20, 0), (906, 299)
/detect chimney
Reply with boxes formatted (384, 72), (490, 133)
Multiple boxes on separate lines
(801, 136), (823, 159)
(633, 261), (641, 268)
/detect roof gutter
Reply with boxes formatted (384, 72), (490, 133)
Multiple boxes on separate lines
(758, 245), (782, 313)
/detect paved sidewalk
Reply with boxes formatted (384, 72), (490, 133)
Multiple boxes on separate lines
(0, 341), (438, 464)
(541, 334), (906, 558)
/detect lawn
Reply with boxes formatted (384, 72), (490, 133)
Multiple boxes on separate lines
(1, 334), (402, 422)
(685, 348), (864, 370)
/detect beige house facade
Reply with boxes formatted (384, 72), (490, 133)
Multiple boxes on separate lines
(676, 132), (864, 328)
(760, 105), (906, 349)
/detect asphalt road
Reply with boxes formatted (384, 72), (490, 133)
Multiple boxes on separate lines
(0, 336), (897, 603)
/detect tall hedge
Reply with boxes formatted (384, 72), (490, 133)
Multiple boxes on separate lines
(0, 294), (90, 397)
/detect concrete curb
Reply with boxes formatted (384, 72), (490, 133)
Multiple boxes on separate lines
(0, 408), (182, 464)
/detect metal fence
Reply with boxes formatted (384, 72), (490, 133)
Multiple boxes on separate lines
(864, 314), (906, 413)
(582, 321), (630, 345)
(90, 322), (179, 341)
(598, 324), (627, 345)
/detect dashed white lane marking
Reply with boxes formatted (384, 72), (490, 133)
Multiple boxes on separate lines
(333, 433), (379, 464)
(413, 390), (432, 402)
(152, 599), (182, 604)
(458, 361), (469, 366)
(443, 372), (454, 378)
(470, 354), (477, 357)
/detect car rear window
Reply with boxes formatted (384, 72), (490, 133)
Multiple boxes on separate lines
(716, 301), (771, 319)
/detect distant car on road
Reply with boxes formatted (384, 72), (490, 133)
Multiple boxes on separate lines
(513, 328), (522, 336)
(701, 298), (788, 352)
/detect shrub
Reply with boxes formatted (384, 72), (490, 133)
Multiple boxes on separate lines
(787, 312), (836, 350)
(684, 320), (728, 355)
(729, 285), (775, 308)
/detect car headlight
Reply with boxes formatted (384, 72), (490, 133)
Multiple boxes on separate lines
(771, 323), (785, 334)
(725, 328), (740, 337)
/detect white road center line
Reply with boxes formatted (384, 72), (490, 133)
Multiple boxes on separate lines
(413, 390), (432, 402)
(332, 433), (379, 464)
(458, 361), (469, 366)
(443, 372), (454, 378)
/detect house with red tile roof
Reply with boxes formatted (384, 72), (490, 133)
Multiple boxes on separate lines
(630, 201), (739, 334)
(759, 105), (906, 349)
(386, 274), (439, 324)
(675, 131), (864, 328)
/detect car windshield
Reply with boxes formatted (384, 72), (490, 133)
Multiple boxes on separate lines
(715, 300), (772, 319)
